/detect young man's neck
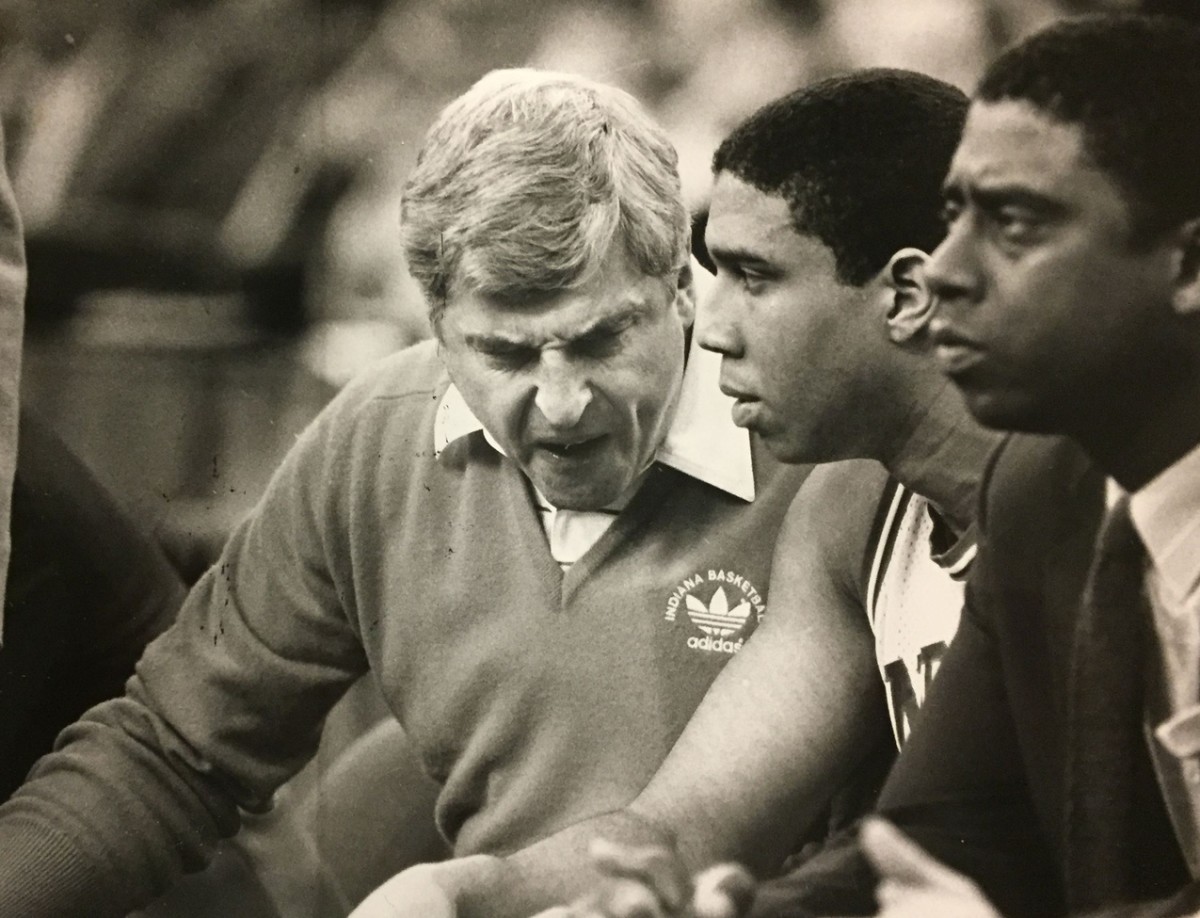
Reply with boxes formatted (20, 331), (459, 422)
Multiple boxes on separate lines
(881, 379), (1003, 536)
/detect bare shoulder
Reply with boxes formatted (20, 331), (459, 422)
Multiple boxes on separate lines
(769, 459), (893, 623)
(777, 460), (892, 561)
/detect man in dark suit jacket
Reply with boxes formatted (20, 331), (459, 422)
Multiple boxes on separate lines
(755, 13), (1200, 918)
(554, 13), (1200, 918)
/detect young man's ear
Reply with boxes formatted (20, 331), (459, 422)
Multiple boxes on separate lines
(1170, 217), (1200, 317)
(883, 247), (936, 344)
(675, 258), (700, 327)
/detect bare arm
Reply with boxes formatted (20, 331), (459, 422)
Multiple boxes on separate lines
(624, 461), (891, 874)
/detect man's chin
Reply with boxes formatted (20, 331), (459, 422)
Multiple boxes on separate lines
(750, 427), (814, 466)
(959, 388), (1054, 435)
(526, 467), (631, 511)
(536, 485), (627, 511)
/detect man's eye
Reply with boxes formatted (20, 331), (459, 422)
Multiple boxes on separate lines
(732, 266), (767, 295)
(743, 272), (768, 295)
(939, 200), (963, 226)
(993, 207), (1042, 243)
(573, 332), (622, 360)
(483, 347), (537, 370)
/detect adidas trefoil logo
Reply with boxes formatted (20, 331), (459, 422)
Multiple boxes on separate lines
(665, 569), (766, 655)
(685, 586), (751, 638)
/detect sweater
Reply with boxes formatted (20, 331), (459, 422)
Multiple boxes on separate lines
(0, 340), (806, 918)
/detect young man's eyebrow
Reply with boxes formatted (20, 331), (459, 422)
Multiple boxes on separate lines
(706, 243), (773, 270)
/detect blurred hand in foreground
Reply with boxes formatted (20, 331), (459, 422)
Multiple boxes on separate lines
(348, 862), (456, 918)
(854, 819), (1001, 918)
(539, 838), (756, 918)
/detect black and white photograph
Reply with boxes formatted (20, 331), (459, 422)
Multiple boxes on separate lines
(1, 2), (1199, 916)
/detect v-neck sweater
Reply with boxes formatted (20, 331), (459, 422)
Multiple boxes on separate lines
(0, 340), (807, 917)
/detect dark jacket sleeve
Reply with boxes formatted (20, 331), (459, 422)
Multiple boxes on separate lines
(0, 412), (187, 801)
(748, 436), (1064, 918)
(748, 597), (1063, 917)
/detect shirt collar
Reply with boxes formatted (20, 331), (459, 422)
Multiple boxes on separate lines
(433, 333), (755, 501)
(1128, 440), (1200, 602)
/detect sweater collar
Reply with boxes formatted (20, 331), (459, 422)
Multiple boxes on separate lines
(434, 333), (755, 501)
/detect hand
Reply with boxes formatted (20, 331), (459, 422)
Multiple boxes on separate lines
(858, 818), (1001, 918)
(348, 863), (456, 918)
(552, 839), (755, 918)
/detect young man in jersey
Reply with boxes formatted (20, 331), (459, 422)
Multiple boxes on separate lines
(348, 68), (1005, 918)
(564, 13), (1200, 918)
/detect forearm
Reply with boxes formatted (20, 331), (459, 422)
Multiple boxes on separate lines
(449, 809), (675, 918)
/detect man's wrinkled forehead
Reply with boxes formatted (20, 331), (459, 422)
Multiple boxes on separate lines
(944, 100), (1093, 198)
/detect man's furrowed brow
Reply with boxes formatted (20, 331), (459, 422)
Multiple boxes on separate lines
(971, 183), (1067, 215)
(943, 174), (1065, 215)
(579, 301), (650, 336)
(463, 301), (649, 352)
(464, 331), (537, 352)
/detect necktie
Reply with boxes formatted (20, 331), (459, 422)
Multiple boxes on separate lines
(1064, 496), (1149, 910)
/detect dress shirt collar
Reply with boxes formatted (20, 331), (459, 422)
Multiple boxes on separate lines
(1129, 440), (1200, 603)
(433, 332), (755, 502)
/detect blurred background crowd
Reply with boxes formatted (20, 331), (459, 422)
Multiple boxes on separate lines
(0, 0), (1150, 579)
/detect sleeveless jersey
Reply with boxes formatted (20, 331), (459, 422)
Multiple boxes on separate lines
(865, 481), (976, 746)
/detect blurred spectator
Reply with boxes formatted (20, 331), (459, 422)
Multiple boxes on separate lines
(0, 118), (186, 802)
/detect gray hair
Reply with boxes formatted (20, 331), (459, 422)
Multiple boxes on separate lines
(401, 68), (690, 324)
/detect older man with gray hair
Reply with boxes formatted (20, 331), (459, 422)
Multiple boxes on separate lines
(0, 70), (814, 917)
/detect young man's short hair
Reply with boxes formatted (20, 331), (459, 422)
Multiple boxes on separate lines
(401, 69), (690, 324)
(711, 69), (968, 286)
(978, 14), (1200, 239)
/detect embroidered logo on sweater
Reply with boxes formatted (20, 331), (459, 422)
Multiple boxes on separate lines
(665, 569), (765, 654)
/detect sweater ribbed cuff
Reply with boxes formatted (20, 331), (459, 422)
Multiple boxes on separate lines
(0, 816), (132, 918)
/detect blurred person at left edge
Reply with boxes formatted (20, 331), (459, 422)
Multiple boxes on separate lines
(0, 121), (187, 801)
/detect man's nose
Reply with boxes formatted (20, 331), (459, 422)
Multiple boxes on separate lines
(925, 222), (979, 309)
(534, 354), (592, 428)
(696, 284), (744, 358)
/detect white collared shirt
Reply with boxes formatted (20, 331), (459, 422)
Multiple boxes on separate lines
(433, 334), (754, 568)
(1129, 444), (1200, 714)
(1127, 442), (1200, 874)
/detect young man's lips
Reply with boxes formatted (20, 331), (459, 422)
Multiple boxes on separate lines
(719, 379), (756, 402)
(730, 398), (761, 429)
(718, 378), (761, 428)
